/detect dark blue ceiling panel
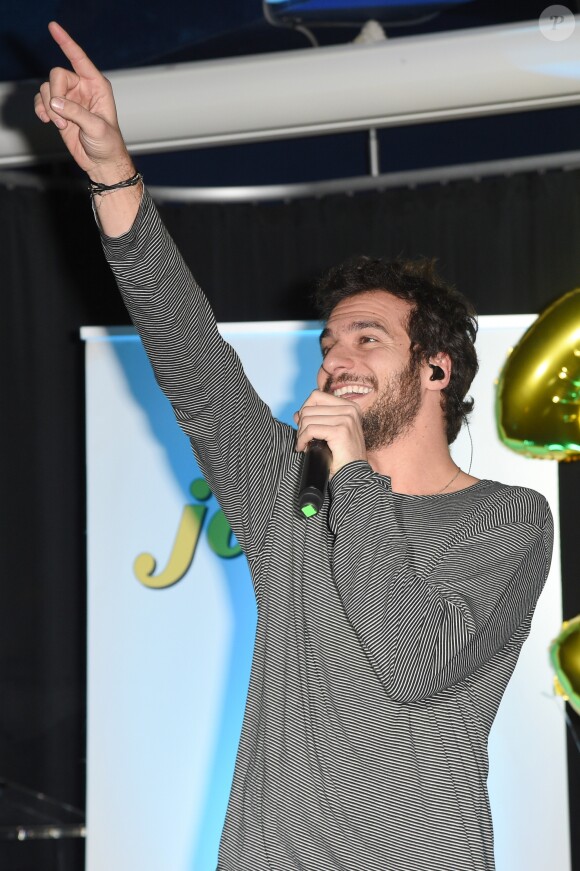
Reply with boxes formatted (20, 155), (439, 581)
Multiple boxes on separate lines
(0, 0), (265, 81)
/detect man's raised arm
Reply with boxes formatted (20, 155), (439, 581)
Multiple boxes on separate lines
(34, 21), (141, 237)
(34, 23), (297, 573)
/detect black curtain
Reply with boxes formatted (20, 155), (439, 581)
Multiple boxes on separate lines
(1, 167), (580, 869)
(161, 170), (580, 321)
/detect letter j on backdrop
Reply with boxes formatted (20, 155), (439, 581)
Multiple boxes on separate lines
(133, 479), (242, 589)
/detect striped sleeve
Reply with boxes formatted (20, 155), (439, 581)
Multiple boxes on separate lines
(328, 461), (553, 703)
(100, 189), (294, 570)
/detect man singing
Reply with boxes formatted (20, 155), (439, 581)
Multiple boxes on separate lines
(36, 22), (553, 871)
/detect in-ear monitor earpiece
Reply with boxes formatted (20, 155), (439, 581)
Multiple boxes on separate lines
(429, 364), (445, 382)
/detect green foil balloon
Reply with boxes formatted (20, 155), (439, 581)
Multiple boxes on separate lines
(497, 288), (580, 460)
(550, 616), (580, 716)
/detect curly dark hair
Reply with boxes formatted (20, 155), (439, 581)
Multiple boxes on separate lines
(314, 256), (478, 444)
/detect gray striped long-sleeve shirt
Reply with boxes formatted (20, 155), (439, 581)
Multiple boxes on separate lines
(102, 191), (553, 871)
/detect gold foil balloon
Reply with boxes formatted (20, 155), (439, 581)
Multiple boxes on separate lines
(550, 616), (580, 716)
(496, 288), (580, 460)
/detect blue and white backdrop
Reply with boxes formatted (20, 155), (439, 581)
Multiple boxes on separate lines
(83, 316), (568, 871)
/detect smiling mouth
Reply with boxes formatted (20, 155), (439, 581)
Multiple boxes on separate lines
(332, 384), (373, 398)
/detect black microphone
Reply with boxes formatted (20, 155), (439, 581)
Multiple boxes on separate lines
(297, 439), (332, 518)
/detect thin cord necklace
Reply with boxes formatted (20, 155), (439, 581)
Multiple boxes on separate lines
(435, 465), (462, 495)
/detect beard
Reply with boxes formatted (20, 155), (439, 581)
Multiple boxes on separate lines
(325, 358), (423, 451)
(362, 358), (423, 450)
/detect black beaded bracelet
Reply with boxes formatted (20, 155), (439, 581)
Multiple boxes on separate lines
(88, 171), (142, 196)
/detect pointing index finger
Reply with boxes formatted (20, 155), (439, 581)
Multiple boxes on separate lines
(48, 21), (101, 80)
